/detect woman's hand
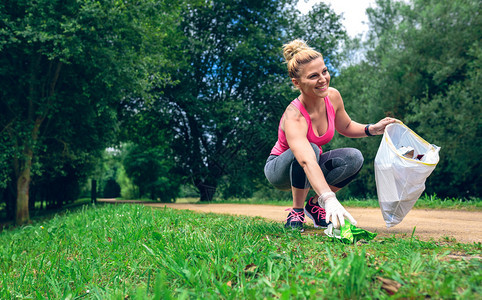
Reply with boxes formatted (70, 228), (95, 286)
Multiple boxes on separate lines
(318, 192), (357, 229)
(369, 117), (399, 136)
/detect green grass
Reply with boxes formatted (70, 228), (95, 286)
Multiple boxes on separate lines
(1, 204), (480, 299)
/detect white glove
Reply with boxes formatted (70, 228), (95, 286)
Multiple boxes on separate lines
(317, 192), (357, 229)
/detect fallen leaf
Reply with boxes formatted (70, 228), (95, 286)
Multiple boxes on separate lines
(244, 263), (257, 273)
(377, 276), (402, 295)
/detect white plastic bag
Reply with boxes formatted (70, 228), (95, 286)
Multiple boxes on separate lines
(374, 123), (440, 228)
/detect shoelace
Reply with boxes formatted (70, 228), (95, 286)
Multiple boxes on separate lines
(311, 205), (326, 221)
(285, 208), (306, 223)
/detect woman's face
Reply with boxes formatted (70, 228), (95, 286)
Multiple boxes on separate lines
(292, 57), (330, 98)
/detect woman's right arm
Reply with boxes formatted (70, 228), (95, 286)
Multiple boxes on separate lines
(283, 104), (357, 228)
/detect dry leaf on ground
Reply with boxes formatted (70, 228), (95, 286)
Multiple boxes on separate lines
(377, 276), (402, 295)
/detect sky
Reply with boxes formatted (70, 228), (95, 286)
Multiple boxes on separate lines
(296, 0), (377, 38)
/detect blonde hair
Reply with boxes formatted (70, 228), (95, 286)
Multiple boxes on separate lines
(283, 39), (322, 78)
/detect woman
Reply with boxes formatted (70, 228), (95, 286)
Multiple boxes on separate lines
(264, 39), (397, 230)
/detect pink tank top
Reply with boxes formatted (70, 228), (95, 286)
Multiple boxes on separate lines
(270, 97), (335, 156)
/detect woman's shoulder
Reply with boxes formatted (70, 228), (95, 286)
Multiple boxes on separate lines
(327, 87), (341, 100)
(281, 99), (308, 131)
(284, 101), (303, 119)
(327, 87), (343, 110)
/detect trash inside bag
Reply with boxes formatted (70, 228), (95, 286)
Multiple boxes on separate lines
(324, 223), (378, 243)
(374, 122), (440, 228)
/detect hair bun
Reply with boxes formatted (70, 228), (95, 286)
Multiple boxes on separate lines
(283, 39), (310, 62)
(282, 39), (322, 78)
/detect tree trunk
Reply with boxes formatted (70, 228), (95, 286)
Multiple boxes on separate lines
(197, 182), (217, 202)
(14, 119), (41, 225)
(16, 160), (31, 225)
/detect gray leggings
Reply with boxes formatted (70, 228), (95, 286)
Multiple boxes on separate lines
(264, 144), (364, 190)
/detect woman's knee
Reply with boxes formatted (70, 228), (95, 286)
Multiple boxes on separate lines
(264, 155), (293, 190)
(330, 148), (364, 188)
(348, 148), (364, 170)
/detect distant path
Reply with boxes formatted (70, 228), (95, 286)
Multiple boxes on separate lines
(98, 199), (481, 244)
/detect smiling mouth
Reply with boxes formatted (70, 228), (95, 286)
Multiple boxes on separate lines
(316, 84), (328, 91)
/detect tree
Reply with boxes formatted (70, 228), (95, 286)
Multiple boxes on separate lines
(398, 0), (481, 197)
(332, 0), (481, 198)
(153, 0), (346, 201)
(0, 0), (179, 224)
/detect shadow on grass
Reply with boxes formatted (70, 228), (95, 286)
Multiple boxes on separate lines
(0, 197), (180, 232)
(0, 198), (98, 232)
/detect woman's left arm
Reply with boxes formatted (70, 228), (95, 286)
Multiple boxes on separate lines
(331, 89), (399, 137)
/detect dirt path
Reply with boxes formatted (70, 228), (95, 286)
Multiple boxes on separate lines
(99, 200), (481, 244)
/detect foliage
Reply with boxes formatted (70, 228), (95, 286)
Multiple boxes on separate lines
(0, 0), (179, 222)
(116, 165), (139, 200)
(122, 143), (181, 202)
(0, 204), (480, 298)
(150, 0), (346, 201)
(102, 179), (121, 198)
(331, 0), (481, 198)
